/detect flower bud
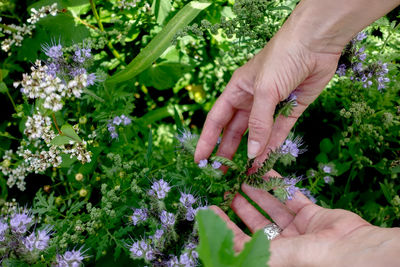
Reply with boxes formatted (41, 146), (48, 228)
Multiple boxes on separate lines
(79, 116), (87, 124)
(44, 185), (51, 193)
(55, 196), (63, 206)
(75, 173), (84, 181)
(79, 188), (88, 197)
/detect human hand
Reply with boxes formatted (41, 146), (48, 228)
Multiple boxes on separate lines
(210, 170), (400, 266)
(194, 21), (341, 164)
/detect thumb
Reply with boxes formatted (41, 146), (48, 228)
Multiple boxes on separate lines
(247, 85), (281, 159)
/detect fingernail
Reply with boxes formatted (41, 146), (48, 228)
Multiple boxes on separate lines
(247, 140), (260, 159)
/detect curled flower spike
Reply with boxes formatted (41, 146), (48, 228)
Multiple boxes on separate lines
(280, 135), (306, 158)
(160, 210), (175, 226)
(41, 42), (63, 59)
(10, 209), (33, 234)
(131, 208), (148, 226)
(55, 247), (87, 267)
(211, 161), (222, 169)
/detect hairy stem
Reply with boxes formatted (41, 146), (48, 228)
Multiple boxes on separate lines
(52, 113), (62, 135)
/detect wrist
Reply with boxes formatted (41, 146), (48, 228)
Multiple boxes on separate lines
(285, 0), (400, 54)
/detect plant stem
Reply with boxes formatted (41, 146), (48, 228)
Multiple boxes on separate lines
(381, 22), (400, 54)
(89, 0), (125, 64)
(5, 89), (17, 113)
(52, 113), (62, 135)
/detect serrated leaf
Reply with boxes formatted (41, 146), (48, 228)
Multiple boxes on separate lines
(152, 0), (172, 25)
(235, 230), (270, 266)
(106, 1), (210, 85)
(197, 209), (235, 267)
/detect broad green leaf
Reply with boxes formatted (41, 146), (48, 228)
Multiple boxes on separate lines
(315, 152), (328, 163)
(106, 1), (210, 85)
(197, 209), (236, 267)
(320, 138), (334, 154)
(50, 124), (82, 145)
(235, 230), (270, 266)
(50, 135), (74, 146)
(391, 165), (400, 174)
(60, 124), (82, 142)
(152, 0), (172, 25)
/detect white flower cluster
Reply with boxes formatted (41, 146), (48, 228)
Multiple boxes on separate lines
(0, 4), (58, 52)
(116, 0), (140, 9)
(1, 113), (92, 191)
(64, 140), (92, 164)
(27, 3), (58, 24)
(24, 113), (55, 142)
(13, 60), (89, 112)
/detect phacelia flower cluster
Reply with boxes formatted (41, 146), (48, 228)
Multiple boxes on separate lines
(107, 114), (132, 139)
(129, 180), (205, 266)
(336, 31), (390, 91)
(54, 247), (87, 267)
(0, 208), (54, 264)
(1, 4), (58, 52)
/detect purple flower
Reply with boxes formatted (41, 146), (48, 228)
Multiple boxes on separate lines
(47, 62), (60, 77)
(70, 67), (86, 77)
(87, 73), (96, 86)
(323, 165), (332, 174)
(355, 32), (367, 41)
(324, 176), (333, 184)
(180, 193), (196, 208)
(107, 124), (116, 132)
(211, 161), (222, 169)
(130, 241), (144, 257)
(131, 209), (148, 226)
(23, 228), (51, 251)
(55, 247), (86, 267)
(152, 229), (164, 240)
(283, 177), (300, 200)
(42, 42), (63, 59)
(179, 252), (195, 266)
(113, 116), (122, 125)
(166, 256), (180, 267)
(160, 210), (175, 226)
(110, 132), (118, 139)
(186, 207), (196, 221)
(286, 92), (298, 106)
(336, 64), (346, 77)
(176, 129), (196, 144)
(352, 62), (363, 72)
(73, 46), (92, 63)
(145, 249), (156, 261)
(10, 211), (33, 234)
(120, 115), (132, 125)
(280, 136), (305, 158)
(0, 221), (8, 242)
(198, 159), (208, 168)
(150, 179), (171, 199)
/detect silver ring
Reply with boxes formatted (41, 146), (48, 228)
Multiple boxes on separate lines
(263, 223), (282, 240)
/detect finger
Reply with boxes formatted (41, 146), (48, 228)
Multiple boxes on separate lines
(216, 109), (250, 162)
(247, 84), (279, 160)
(231, 193), (272, 233)
(209, 205), (250, 252)
(241, 183), (295, 228)
(195, 93), (235, 162)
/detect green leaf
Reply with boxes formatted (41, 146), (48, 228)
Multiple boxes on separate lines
(146, 128), (153, 167)
(315, 152), (329, 163)
(197, 209), (271, 267)
(51, 135), (75, 146)
(139, 62), (192, 90)
(235, 230), (270, 266)
(197, 209), (235, 267)
(50, 124), (82, 145)
(379, 182), (392, 204)
(60, 124), (82, 142)
(0, 69), (9, 80)
(0, 82), (7, 94)
(319, 138), (334, 154)
(106, 1), (210, 85)
(152, 0), (172, 25)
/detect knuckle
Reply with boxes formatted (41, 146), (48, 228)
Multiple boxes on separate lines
(248, 116), (268, 133)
